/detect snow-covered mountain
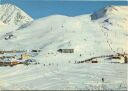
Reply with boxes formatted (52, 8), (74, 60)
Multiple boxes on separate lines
(0, 4), (33, 27)
(0, 5), (127, 60)
(0, 5), (127, 52)
(91, 5), (128, 31)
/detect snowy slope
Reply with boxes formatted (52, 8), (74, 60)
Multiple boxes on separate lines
(0, 64), (127, 90)
(0, 15), (109, 59)
(0, 5), (128, 90)
(0, 5), (127, 65)
(0, 6), (128, 60)
(0, 4), (33, 27)
(0, 20), (16, 39)
(91, 5), (128, 55)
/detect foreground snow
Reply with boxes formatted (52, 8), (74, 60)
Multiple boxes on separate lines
(0, 63), (128, 90)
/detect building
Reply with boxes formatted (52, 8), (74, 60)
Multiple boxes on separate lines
(57, 49), (74, 53)
(21, 53), (30, 60)
(91, 60), (98, 63)
(116, 53), (128, 63)
(119, 56), (128, 63)
(31, 50), (41, 52)
(0, 51), (4, 54)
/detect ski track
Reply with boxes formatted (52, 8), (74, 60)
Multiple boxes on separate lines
(0, 63), (127, 90)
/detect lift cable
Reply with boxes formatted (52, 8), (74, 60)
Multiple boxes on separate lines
(100, 24), (116, 54)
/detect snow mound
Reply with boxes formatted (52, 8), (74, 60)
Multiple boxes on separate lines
(0, 3), (33, 27)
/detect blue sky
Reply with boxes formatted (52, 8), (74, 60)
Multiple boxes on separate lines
(1, 0), (128, 19)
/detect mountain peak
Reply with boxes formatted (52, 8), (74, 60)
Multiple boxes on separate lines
(91, 5), (128, 20)
(0, 3), (33, 26)
(1, 3), (15, 7)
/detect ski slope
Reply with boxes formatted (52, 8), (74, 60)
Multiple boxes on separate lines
(0, 63), (127, 90)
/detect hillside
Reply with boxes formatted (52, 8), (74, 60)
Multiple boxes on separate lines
(0, 6), (128, 60)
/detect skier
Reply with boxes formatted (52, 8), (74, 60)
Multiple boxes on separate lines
(124, 56), (128, 63)
(102, 78), (104, 82)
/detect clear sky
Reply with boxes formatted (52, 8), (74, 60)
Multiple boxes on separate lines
(1, 0), (128, 19)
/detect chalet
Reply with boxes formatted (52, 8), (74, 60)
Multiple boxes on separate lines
(57, 49), (74, 53)
(119, 56), (128, 63)
(0, 56), (15, 60)
(0, 61), (20, 67)
(31, 50), (41, 52)
(0, 51), (4, 54)
(21, 53), (30, 60)
(91, 61), (98, 63)
(116, 53), (128, 63)
(0, 50), (26, 54)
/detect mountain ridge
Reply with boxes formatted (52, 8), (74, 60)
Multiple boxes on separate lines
(0, 3), (33, 27)
(91, 5), (128, 20)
